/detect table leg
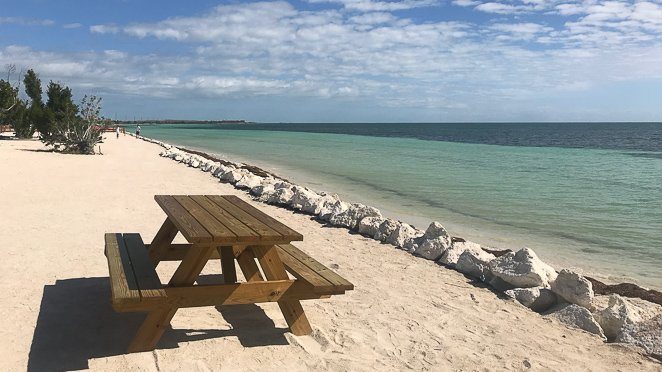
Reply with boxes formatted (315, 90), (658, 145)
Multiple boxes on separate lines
(147, 218), (178, 266)
(251, 245), (312, 336)
(128, 243), (214, 352)
(236, 248), (263, 282)
(218, 246), (237, 284)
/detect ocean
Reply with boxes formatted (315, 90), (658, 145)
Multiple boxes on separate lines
(136, 122), (662, 288)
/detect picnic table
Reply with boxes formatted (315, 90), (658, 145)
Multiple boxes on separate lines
(104, 195), (353, 352)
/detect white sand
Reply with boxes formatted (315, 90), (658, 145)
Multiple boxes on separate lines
(0, 135), (658, 371)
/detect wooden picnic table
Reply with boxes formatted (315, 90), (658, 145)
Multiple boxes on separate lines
(104, 195), (353, 352)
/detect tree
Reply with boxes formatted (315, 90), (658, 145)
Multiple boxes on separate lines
(23, 69), (43, 105)
(42, 95), (104, 154)
(23, 69), (50, 136)
(1, 65), (34, 138)
(46, 81), (77, 122)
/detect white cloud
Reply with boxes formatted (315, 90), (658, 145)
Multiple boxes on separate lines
(90, 24), (120, 34)
(0, 17), (54, 26)
(475, 2), (523, 13)
(306, 0), (440, 12)
(63, 23), (83, 29)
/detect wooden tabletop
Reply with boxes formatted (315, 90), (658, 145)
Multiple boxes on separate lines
(155, 195), (303, 245)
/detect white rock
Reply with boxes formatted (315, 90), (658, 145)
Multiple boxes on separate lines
(220, 169), (246, 183)
(189, 160), (200, 168)
(410, 222), (452, 259)
(251, 183), (275, 198)
(615, 314), (662, 358)
(289, 187), (320, 211)
(213, 165), (233, 177)
(235, 174), (263, 189)
(551, 269), (595, 310)
(488, 248), (557, 288)
(328, 203), (382, 230)
(318, 200), (350, 221)
(374, 219), (400, 242)
(546, 304), (606, 340)
(174, 154), (183, 162)
(386, 223), (419, 248)
(438, 241), (483, 268)
(505, 287), (558, 312)
(200, 161), (216, 172)
(455, 249), (496, 282)
(358, 216), (385, 237)
(265, 187), (294, 205)
(594, 294), (661, 341)
(300, 193), (338, 215)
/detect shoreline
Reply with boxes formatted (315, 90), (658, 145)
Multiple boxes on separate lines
(1, 134), (660, 369)
(143, 134), (659, 291)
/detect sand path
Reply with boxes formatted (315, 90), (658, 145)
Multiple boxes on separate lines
(0, 136), (657, 371)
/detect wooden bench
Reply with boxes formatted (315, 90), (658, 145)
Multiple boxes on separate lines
(104, 233), (166, 312)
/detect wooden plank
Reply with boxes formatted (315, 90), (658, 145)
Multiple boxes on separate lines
(277, 247), (337, 294)
(127, 307), (178, 353)
(207, 195), (284, 242)
(169, 243), (215, 286)
(190, 195), (260, 243)
(173, 195), (237, 243)
(252, 245), (313, 335)
(278, 244), (354, 291)
(105, 233), (140, 310)
(236, 248), (264, 282)
(218, 247), (237, 284)
(163, 280), (327, 307)
(123, 234), (167, 305)
(224, 195), (303, 241)
(148, 218), (178, 266)
(154, 195), (212, 243)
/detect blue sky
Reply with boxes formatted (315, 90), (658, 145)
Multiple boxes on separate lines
(1, 0), (661, 122)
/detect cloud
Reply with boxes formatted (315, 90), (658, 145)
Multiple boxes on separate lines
(90, 24), (120, 34)
(306, 0), (440, 12)
(0, 17), (54, 26)
(63, 23), (83, 29)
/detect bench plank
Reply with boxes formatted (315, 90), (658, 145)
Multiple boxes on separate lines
(277, 248), (337, 294)
(105, 233), (140, 310)
(123, 233), (166, 303)
(224, 195), (303, 241)
(278, 244), (354, 292)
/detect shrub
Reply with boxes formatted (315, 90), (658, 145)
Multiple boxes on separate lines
(42, 95), (105, 154)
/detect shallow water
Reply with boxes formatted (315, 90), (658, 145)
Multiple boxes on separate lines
(137, 123), (662, 288)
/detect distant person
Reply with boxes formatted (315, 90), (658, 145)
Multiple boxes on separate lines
(136, 125), (141, 137)
(116, 126), (120, 139)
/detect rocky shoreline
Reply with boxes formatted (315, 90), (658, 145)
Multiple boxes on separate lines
(132, 133), (661, 362)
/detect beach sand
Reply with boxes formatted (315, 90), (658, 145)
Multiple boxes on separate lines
(0, 135), (658, 371)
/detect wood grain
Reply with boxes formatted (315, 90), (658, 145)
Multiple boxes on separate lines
(154, 195), (212, 243)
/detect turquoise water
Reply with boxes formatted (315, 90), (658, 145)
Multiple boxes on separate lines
(138, 124), (662, 288)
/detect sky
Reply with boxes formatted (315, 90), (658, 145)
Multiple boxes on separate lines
(0, 0), (661, 122)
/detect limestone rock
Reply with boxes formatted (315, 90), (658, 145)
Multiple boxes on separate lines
(265, 187), (294, 205)
(358, 216), (385, 238)
(189, 160), (200, 168)
(300, 193), (338, 215)
(411, 222), (452, 260)
(551, 269), (595, 310)
(505, 287), (558, 312)
(374, 219), (400, 242)
(251, 183), (275, 198)
(615, 314), (662, 359)
(318, 200), (350, 222)
(174, 154), (183, 162)
(594, 294), (661, 341)
(455, 249), (496, 282)
(488, 248), (557, 288)
(438, 241), (483, 268)
(328, 203), (382, 230)
(546, 304), (606, 340)
(236, 174), (263, 189)
(289, 187), (320, 211)
(220, 169), (245, 183)
(386, 223), (419, 248)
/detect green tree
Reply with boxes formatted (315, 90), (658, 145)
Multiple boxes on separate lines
(42, 95), (104, 154)
(23, 69), (43, 105)
(23, 69), (50, 135)
(46, 81), (77, 122)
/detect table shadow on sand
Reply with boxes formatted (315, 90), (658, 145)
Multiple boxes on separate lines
(28, 276), (289, 371)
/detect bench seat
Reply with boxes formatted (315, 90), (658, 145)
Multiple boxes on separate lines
(104, 233), (166, 312)
(276, 244), (354, 296)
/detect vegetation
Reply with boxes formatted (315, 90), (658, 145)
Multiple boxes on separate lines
(0, 65), (107, 154)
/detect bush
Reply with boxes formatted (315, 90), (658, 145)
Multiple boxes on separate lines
(42, 95), (105, 154)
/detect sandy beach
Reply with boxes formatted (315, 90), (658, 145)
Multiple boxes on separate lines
(0, 135), (659, 371)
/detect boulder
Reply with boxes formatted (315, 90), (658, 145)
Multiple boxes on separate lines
(374, 219), (400, 242)
(546, 304), (606, 340)
(174, 154), (183, 162)
(386, 223), (419, 248)
(594, 294), (661, 341)
(318, 200), (350, 222)
(251, 183), (275, 198)
(220, 169), (245, 183)
(189, 160), (200, 168)
(265, 187), (294, 205)
(200, 161), (216, 172)
(551, 269), (594, 310)
(412, 222), (452, 259)
(300, 193), (338, 215)
(213, 165), (233, 177)
(504, 287), (558, 313)
(358, 216), (385, 238)
(236, 173), (263, 189)
(455, 249), (495, 282)
(329, 203), (383, 230)
(289, 187), (320, 211)
(488, 248), (557, 288)
(615, 315), (662, 359)
(438, 241), (483, 268)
